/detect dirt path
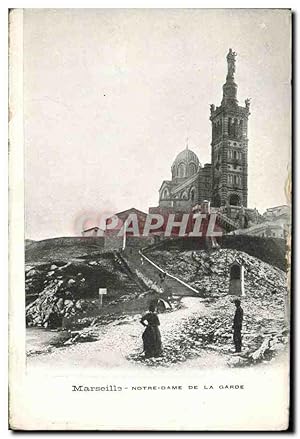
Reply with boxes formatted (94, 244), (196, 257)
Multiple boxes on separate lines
(27, 297), (230, 372)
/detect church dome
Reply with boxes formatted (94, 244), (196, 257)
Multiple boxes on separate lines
(171, 147), (200, 179)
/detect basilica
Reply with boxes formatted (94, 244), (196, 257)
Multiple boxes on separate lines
(152, 49), (252, 224)
(84, 49), (286, 242)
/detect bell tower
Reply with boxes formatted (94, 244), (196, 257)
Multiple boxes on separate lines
(210, 49), (250, 208)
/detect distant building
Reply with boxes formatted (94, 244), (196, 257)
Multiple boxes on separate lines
(111, 208), (148, 233)
(230, 222), (286, 239)
(264, 205), (289, 217)
(104, 207), (155, 250)
(227, 204), (291, 238)
(263, 205), (290, 222)
(263, 204), (291, 236)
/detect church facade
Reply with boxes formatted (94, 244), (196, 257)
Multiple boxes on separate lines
(156, 49), (250, 213)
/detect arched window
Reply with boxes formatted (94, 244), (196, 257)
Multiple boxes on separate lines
(177, 163), (185, 178)
(228, 117), (232, 136)
(163, 188), (169, 199)
(239, 119), (244, 137)
(234, 119), (238, 137)
(189, 162), (197, 176)
(229, 194), (240, 206)
(190, 188), (196, 203)
(232, 175), (241, 186)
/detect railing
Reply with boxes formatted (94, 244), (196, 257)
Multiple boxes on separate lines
(217, 212), (239, 229)
(139, 249), (200, 295)
(115, 251), (147, 291)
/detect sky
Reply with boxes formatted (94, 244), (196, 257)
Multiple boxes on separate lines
(24, 9), (291, 240)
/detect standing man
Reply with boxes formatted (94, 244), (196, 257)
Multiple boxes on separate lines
(233, 299), (243, 353)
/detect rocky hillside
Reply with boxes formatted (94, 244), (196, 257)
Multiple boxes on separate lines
(25, 251), (145, 328)
(130, 249), (289, 367)
(26, 240), (289, 368)
(25, 236), (105, 264)
(147, 248), (288, 297)
(144, 235), (287, 270)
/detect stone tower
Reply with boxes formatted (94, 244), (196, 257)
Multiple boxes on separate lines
(210, 49), (250, 208)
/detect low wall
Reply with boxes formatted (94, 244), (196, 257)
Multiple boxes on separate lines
(144, 235), (287, 271)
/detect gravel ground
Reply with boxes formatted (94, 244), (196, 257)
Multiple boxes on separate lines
(27, 298), (226, 370)
(27, 295), (288, 372)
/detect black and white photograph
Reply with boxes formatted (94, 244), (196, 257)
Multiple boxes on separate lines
(8, 8), (291, 431)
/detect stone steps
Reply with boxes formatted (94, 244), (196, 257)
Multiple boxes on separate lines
(121, 248), (200, 297)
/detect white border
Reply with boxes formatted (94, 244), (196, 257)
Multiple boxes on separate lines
(1, 2), (297, 437)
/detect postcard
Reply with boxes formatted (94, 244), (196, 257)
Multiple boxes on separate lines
(9, 8), (291, 430)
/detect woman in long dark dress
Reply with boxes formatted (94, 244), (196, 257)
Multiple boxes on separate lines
(140, 303), (162, 358)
